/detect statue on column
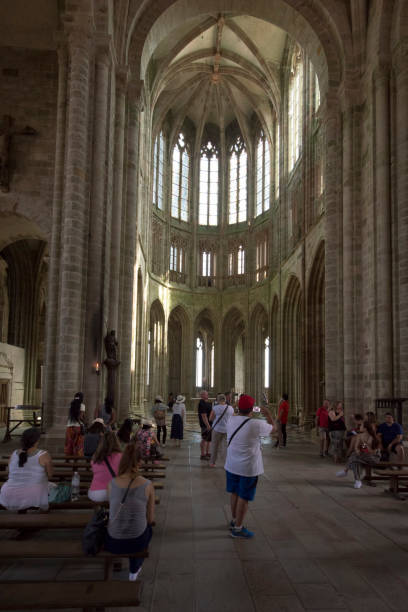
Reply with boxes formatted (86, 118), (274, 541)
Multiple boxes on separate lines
(103, 329), (121, 403)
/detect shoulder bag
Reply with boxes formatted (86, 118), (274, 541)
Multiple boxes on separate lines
(82, 477), (134, 556)
(202, 405), (229, 441)
(227, 418), (251, 447)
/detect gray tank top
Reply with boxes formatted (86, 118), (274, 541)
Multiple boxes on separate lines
(107, 479), (149, 539)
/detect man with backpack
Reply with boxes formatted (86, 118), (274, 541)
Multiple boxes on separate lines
(225, 394), (274, 539)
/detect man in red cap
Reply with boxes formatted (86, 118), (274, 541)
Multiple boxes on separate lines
(224, 394), (274, 538)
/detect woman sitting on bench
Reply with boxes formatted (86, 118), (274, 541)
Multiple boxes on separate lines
(88, 431), (122, 502)
(104, 442), (155, 581)
(336, 422), (380, 489)
(0, 428), (53, 511)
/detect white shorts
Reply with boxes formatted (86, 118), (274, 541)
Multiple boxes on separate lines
(88, 489), (108, 502)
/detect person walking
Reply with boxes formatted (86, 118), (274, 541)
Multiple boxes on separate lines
(275, 393), (289, 448)
(170, 395), (186, 446)
(315, 399), (330, 457)
(225, 394), (274, 538)
(328, 401), (346, 463)
(152, 395), (168, 447)
(209, 393), (234, 467)
(198, 389), (213, 460)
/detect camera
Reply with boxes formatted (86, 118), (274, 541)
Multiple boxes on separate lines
(253, 406), (261, 413)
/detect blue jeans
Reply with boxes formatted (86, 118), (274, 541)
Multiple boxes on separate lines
(104, 524), (152, 573)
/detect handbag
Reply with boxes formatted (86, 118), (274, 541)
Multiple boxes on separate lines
(82, 477), (135, 556)
(48, 482), (72, 504)
(202, 405), (229, 441)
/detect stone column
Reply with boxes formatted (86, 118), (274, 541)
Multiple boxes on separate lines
(119, 87), (140, 419)
(323, 90), (343, 403)
(53, 26), (93, 431)
(83, 41), (111, 418)
(109, 68), (128, 332)
(393, 42), (408, 396)
(373, 65), (393, 398)
(44, 40), (68, 427)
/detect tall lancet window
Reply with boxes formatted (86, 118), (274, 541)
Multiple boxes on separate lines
(288, 47), (303, 172)
(153, 131), (165, 210)
(255, 131), (271, 217)
(199, 140), (219, 226)
(196, 336), (204, 387)
(171, 133), (189, 221)
(264, 336), (270, 388)
(228, 135), (247, 224)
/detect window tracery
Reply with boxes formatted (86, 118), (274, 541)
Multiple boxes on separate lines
(171, 133), (190, 222)
(228, 135), (247, 224)
(153, 131), (165, 210)
(288, 46), (303, 172)
(255, 131), (271, 217)
(199, 140), (219, 226)
(256, 231), (269, 282)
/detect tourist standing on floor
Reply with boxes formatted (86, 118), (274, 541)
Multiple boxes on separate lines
(88, 431), (122, 502)
(104, 442), (155, 582)
(275, 393), (289, 448)
(328, 402), (346, 463)
(225, 394), (274, 538)
(170, 395), (186, 446)
(152, 395), (168, 447)
(336, 421), (380, 488)
(0, 428), (53, 511)
(95, 396), (116, 430)
(64, 392), (86, 456)
(377, 413), (405, 463)
(316, 399), (330, 457)
(198, 389), (213, 460)
(209, 393), (234, 467)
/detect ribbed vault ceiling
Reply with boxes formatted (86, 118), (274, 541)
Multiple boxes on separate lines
(150, 14), (289, 144)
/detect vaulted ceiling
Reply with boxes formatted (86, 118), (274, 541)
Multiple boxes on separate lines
(149, 14), (289, 145)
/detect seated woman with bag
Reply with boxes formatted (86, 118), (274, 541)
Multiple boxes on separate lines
(88, 431), (122, 502)
(0, 428), (53, 512)
(104, 442), (155, 581)
(134, 419), (162, 460)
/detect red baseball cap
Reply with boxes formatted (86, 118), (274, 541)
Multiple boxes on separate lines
(238, 394), (255, 412)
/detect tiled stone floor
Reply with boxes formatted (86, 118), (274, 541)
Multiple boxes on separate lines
(2, 427), (408, 611)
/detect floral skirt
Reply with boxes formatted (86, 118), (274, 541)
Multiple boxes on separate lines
(64, 426), (84, 456)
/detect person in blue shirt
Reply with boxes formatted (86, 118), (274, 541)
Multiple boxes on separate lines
(377, 413), (405, 463)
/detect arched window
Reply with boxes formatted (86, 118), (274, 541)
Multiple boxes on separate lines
(237, 245), (245, 275)
(256, 233), (268, 282)
(171, 133), (189, 221)
(255, 131), (270, 217)
(201, 251), (212, 276)
(146, 330), (151, 385)
(210, 341), (215, 388)
(288, 47), (303, 172)
(196, 336), (203, 387)
(264, 336), (270, 388)
(228, 135), (247, 224)
(275, 121), (280, 199)
(199, 140), (219, 226)
(153, 131), (165, 210)
(314, 72), (320, 113)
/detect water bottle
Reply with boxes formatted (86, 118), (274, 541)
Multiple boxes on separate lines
(71, 471), (80, 501)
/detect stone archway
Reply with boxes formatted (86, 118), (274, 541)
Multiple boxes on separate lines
(221, 307), (246, 395)
(194, 308), (215, 394)
(270, 295), (280, 404)
(306, 242), (325, 416)
(249, 303), (268, 403)
(168, 304), (191, 398)
(147, 299), (166, 402)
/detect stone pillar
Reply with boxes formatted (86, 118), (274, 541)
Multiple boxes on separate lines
(342, 105), (357, 414)
(53, 26), (93, 431)
(393, 42), (408, 396)
(44, 40), (68, 427)
(323, 91), (343, 403)
(119, 88), (140, 419)
(83, 42), (111, 418)
(109, 68), (128, 332)
(373, 65), (393, 398)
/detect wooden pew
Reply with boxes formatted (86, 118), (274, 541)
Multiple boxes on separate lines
(0, 476), (164, 489)
(372, 469), (408, 499)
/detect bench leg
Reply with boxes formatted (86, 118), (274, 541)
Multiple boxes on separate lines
(104, 558), (113, 581)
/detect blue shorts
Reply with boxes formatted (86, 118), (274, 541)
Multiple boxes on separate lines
(226, 471), (258, 501)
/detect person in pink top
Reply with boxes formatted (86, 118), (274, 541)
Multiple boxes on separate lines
(88, 431), (122, 502)
(316, 399), (330, 458)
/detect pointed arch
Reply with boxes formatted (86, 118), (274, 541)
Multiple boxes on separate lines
(221, 307), (246, 394)
(282, 275), (303, 421)
(168, 305), (191, 397)
(249, 303), (269, 401)
(270, 295), (280, 403)
(147, 299), (166, 401)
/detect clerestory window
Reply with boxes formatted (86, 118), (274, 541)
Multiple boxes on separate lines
(199, 140), (219, 226)
(153, 131), (165, 210)
(171, 133), (189, 222)
(228, 135), (247, 224)
(255, 131), (271, 217)
(288, 47), (303, 172)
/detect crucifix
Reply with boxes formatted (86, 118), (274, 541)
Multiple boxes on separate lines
(0, 115), (37, 193)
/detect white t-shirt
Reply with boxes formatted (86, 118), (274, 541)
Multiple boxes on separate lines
(224, 415), (273, 477)
(67, 403), (86, 427)
(212, 404), (234, 433)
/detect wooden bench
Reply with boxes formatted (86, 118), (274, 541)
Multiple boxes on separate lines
(2, 405), (43, 442)
(0, 580), (142, 610)
(0, 475), (164, 490)
(372, 469), (408, 499)
(1, 494), (160, 510)
(363, 462), (408, 485)
(0, 456), (167, 470)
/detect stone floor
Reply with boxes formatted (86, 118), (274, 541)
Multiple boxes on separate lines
(2, 426), (408, 611)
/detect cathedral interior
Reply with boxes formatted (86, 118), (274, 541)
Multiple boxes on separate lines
(0, 0), (407, 429)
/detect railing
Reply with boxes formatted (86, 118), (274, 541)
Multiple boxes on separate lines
(375, 398), (408, 426)
(197, 275), (217, 288)
(169, 270), (187, 284)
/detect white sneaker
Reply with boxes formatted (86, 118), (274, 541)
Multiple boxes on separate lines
(129, 568), (142, 581)
(336, 469), (347, 477)
(354, 480), (362, 489)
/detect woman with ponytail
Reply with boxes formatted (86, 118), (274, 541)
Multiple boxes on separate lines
(0, 428), (53, 511)
(64, 391), (86, 456)
(104, 442), (155, 582)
